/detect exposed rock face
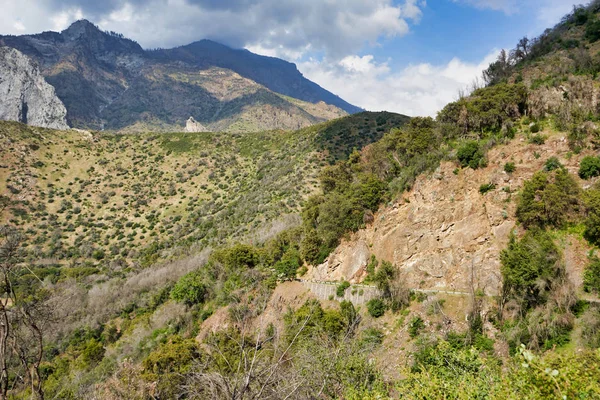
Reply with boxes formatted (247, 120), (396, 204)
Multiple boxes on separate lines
(306, 134), (591, 296)
(0, 47), (68, 129)
(184, 117), (208, 132)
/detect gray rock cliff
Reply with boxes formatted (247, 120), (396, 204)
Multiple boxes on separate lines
(184, 117), (208, 132)
(0, 47), (68, 129)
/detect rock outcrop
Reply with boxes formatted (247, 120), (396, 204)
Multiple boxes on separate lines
(184, 117), (208, 132)
(306, 134), (591, 296)
(0, 47), (68, 129)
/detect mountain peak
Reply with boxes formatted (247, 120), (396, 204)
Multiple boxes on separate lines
(61, 19), (102, 40)
(62, 19), (99, 32)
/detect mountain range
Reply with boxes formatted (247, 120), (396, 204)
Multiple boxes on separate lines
(0, 20), (361, 132)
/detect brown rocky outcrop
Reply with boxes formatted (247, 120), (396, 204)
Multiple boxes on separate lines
(306, 134), (591, 296)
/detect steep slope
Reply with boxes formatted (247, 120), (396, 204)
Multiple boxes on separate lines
(0, 20), (358, 132)
(0, 47), (68, 129)
(306, 130), (594, 296)
(149, 40), (362, 114)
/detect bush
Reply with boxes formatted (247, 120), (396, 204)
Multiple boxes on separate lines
(142, 337), (201, 398)
(457, 141), (485, 169)
(500, 229), (562, 310)
(529, 134), (545, 144)
(361, 327), (385, 346)
(584, 188), (600, 245)
(579, 156), (600, 179)
(91, 249), (105, 260)
(581, 307), (600, 348)
(544, 156), (563, 171)
(479, 183), (496, 194)
(584, 255), (600, 294)
(438, 83), (528, 133)
(504, 162), (516, 173)
(366, 299), (386, 318)
(408, 316), (425, 338)
(274, 248), (301, 280)
(171, 271), (207, 306)
(529, 123), (541, 134)
(336, 281), (351, 297)
(79, 339), (105, 368)
(516, 169), (581, 229)
(586, 19), (600, 42)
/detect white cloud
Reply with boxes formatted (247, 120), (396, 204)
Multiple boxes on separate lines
(0, 0), (424, 60)
(299, 51), (499, 117)
(537, 1), (579, 26)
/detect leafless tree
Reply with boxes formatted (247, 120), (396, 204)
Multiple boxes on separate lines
(184, 299), (370, 400)
(0, 226), (50, 400)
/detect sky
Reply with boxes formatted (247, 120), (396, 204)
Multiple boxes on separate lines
(0, 0), (582, 117)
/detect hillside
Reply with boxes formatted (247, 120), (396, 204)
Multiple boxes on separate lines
(0, 20), (358, 132)
(0, 111), (408, 271)
(4, 4), (600, 400)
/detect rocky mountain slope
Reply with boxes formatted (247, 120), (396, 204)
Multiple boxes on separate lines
(0, 20), (357, 132)
(0, 47), (68, 129)
(306, 131), (594, 297)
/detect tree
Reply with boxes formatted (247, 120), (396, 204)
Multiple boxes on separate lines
(483, 49), (511, 85)
(510, 37), (530, 62)
(0, 226), (49, 399)
(516, 170), (581, 229)
(500, 229), (562, 310)
(171, 271), (207, 306)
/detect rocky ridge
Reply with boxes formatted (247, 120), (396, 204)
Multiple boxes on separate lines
(0, 20), (358, 132)
(0, 47), (68, 130)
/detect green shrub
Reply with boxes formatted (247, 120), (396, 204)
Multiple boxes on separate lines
(274, 248), (301, 280)
(171, 271), (207, 306)
(516, 169), (581, 229)
(500, 229), (562, 310)
(438, 83), (528, 133)
(579, 156), (600, 179)
(584, 188), (600, 245)
(581, 307), (600, 348)
(457, 141), (485, 169)
(361, 327), (384, 346)
(584, 255), (600, 294)
(544, 156), (563, 171)
(586, 19), (600, 42)
(336, 281), (351, 297)
(142, 337), (201, 398)
(504, 162), (516, 173)
(91, 249), (105, 260)
(79, 339), (105, 368)
(479, 183), (496, 194)
(529, 133), (545, 144)
(408, 316), (425, 338)
(366, 299), (386, 318)
(529, 123), (541, 134)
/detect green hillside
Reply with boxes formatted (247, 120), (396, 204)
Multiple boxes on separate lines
(5, 4), (600, 400)
(0, 111), (408, 273)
